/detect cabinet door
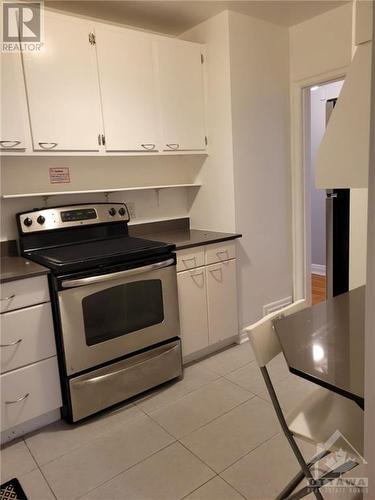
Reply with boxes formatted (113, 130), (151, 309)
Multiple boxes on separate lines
(156, 38), (206, 151)
(206, 260), (239, 344)
(177, 267), (209, 357)
(95, 25), (159, 152)
(22, 11), (102, 151)
(1, 52), (27, 151)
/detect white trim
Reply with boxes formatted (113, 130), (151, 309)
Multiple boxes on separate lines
(1, 409), (61, 444)
(290, 67), (348, 305)
(311, 264), (326, 275)
(262, 296), (293, 316)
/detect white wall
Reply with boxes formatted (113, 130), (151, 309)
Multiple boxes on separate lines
(0, 155), (204, 240)
(228, 11), (292, 326)
(309, 80), (344, 269)
(181, 11), (236, 233)
(289, 3), (353, 82)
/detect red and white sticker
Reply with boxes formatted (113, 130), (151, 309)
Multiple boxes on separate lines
(49, 167), (70, 184)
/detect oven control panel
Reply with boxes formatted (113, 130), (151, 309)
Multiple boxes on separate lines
(18, 203), (130, 233)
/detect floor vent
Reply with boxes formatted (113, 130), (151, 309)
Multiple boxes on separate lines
(263, 296), (293, 316)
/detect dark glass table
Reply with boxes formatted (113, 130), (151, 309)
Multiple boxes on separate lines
(273, 286), (365, 409)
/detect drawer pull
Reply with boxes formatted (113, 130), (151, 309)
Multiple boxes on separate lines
(38, 142), (58, 150)
(5, 393), (29, 404)
(182, 257), (196, 266)
(0, 339), (22, 347)
(141, 143), (156, 150)
(0, 140), (21, 148)
(216, 250), (229, 260)
(166, 143), (180, 150)
(0, 294), (15, 302)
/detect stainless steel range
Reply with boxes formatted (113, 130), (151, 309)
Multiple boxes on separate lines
(17, 203), (182, 422)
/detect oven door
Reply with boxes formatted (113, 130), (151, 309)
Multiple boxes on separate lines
(58, 258), (180, 375)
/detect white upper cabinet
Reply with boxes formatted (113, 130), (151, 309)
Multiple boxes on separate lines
(1, 51), (27, 151)
(22, 11), (102, 152)
(156, 38), (206, 151)
(95, 25), (160, 152)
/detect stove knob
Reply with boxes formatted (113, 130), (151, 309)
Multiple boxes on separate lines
(108, 207), (117, 216)
(118, 207), (126, 216)
(37, 215), (45, 225)
(23, 217), (33, 227)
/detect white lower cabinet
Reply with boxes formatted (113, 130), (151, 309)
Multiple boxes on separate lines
(1, 357), (62, 432)
(206, 260), (238, 345)
(177, 267), (209, 356)
(1, 274), (62, 436)
(177, 242), (239, 358)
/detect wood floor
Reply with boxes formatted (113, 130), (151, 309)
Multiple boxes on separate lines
(312, 274), (327, 305)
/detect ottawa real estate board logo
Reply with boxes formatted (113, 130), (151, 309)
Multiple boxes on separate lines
(2, 2), (44, 51)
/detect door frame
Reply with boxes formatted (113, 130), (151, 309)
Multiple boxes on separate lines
(290, 66), (348, 303)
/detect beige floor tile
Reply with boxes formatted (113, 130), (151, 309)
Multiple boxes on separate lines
(150, 378), (252, 439)
(136, 364), (220, 414)
(199, 343), (255, 376)
(0, 440), (37, 483)
(26, 403), (142, 465)
(41, 414), (174, 499)
(225, 354), (290, 394)
(82, 442), (215, 500)
(181, 397), (280, 473)
(258, 373), (319, 413)
(221, 434), (316, 500)
(185, 476), (244, 500)
(19, 468), (55, 500)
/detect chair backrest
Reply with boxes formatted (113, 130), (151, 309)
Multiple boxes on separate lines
(244, 299), (307, 367)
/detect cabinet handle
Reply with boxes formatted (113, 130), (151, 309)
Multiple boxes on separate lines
(166, 144), (180, 150)
(141, 144), (156, 150)
(38, 142), (58, 150)
(216, 250), (229, 261)
(98, 134), (102, 146)
(0, 140), (21, 148)
(101, 134), (106, 146)
(182, 256), (196, 268)
(5, 393), (30, 404)
(0, 294), (15, 301)
(209, 267), (222, 273)
(0, 339), (22, 348)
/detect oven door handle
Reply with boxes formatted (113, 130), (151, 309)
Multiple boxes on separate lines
(61, 258), (175, 288)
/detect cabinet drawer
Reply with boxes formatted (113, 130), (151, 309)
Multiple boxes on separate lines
(1, 303), (56, 374)
(0, 276), (50, 313)
(176, 247), (205, 272)
(1, 357), (62, 432)
(205, 241), (236, 265)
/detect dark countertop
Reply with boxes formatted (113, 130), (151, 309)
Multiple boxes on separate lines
(1, 257), (50, 284)
(274, 286), (365, 409)
(137, 229), (242, 250)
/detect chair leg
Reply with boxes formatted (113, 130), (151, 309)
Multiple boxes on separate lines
(276, 450), (331, 499)
(276, 470), (305, 500)
(285, 459), (359, 500)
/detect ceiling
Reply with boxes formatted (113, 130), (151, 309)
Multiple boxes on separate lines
(45, 1), (349, 36)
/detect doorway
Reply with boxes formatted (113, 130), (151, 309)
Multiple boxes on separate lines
(306, 79), (344, 304)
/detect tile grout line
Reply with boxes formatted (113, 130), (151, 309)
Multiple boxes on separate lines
(148, 391), (256, 442)
(23, 437), (58, 500)
(74, 440), (179, 500)
(134, 372), (224, 414)
(218, 431), (282, 476)
(22, 404), (144, 468)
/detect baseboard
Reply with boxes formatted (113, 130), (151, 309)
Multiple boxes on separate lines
(1, 409), (61, 445)
(311, 264), (326, 276)
(263, 296), (293, 316)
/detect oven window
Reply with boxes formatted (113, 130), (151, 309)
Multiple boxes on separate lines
(82, 280), (164, 346)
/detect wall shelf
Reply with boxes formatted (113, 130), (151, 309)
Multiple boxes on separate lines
(1, 183), (202, 199)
